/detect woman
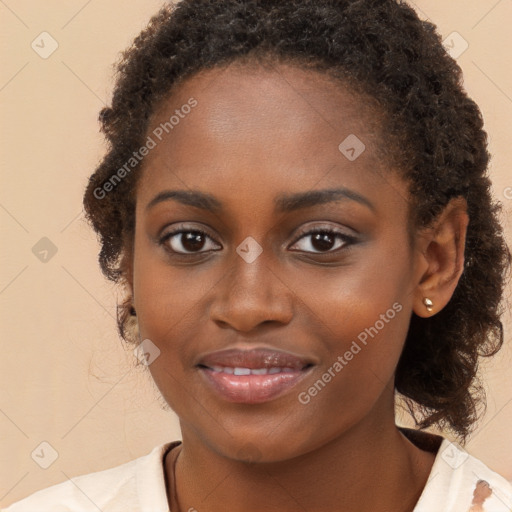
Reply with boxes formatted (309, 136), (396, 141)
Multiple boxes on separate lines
(5, 0), (511, 510)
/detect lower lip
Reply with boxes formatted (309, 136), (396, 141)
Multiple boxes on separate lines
(199, 367), (312, 404)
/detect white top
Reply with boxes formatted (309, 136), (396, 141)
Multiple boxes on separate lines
(3, 438), (512, 512)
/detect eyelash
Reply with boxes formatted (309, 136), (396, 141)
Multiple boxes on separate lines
(158, 225), (357, 256)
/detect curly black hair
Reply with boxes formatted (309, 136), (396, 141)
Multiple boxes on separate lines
(83, 0), (511, 442)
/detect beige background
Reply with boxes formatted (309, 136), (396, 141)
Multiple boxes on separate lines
(1, 0), (511, 507)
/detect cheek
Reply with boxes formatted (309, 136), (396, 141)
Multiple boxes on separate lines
(294, 241), (413, 400)
(289, 278), (411, 448)
(132, 233), (216, 339)
(297, 277), (409, 402)
(131, 236), (228, 409)
(131, 217), (414, 449)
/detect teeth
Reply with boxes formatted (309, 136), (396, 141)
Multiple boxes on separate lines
(234, 367), (251, 376)
(208, 366), (296, 375)
(251, 368), (268, 375)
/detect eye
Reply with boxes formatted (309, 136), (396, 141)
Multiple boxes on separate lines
(159, 227), (221, 254)
(159, 224), (356, 255)
(289, 227), (356, 254)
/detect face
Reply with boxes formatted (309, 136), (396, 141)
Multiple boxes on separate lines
(132, 62), (422, 462)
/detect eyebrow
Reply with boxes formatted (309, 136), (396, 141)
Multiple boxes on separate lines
(145, 187), (375, 214)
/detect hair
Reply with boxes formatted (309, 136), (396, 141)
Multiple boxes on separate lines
(83, 0), (510, 442)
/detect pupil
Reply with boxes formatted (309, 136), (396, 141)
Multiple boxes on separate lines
(312, 232), (334, 251)
(179, 232), (335, 252)
(183, 232), (205, 251)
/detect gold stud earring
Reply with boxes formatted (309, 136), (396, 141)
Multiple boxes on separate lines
(423, 297), (433, 312)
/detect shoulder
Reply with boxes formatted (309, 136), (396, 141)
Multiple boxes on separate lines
(2, 442), (179, 512)
(414, 438), (512, 512)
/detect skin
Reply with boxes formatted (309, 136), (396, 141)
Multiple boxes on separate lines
(470, 480), (493, 511)
(130, 62), (469, 512)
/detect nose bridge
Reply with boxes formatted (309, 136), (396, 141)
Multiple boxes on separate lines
(211, 239), (293, 331)
(232, 242), (271, 298)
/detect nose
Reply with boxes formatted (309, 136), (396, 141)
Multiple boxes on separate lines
(210, 250), (294, 332)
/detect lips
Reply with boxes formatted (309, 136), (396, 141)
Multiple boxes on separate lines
(197, 348), (312, 371)
(196, 348), (315, 404)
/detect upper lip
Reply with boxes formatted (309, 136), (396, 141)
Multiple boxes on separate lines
(196, 347), (314, 370)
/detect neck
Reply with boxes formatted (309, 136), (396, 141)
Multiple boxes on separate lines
(167, 409), (437, 512)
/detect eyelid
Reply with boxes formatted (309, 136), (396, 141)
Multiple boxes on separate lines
(291, 222), (357, 242)
(159, 221), (354, 240)
(157, 223), (220, 255)
(159, 222), (217, 240)
(159, 221), (358, 255)
(288, 223), (357, 251)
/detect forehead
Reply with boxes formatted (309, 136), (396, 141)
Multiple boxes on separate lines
(146, 60), (385, 156)
(136, 61), (406, 217)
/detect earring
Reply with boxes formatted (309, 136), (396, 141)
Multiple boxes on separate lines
(423, 297), (433, 313)
(130, 306), (137, 316)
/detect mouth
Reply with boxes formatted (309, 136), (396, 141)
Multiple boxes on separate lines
(196, 348), (315, 404)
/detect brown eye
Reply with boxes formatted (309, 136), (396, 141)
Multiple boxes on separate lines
(160, 229), (221, 254)
(290, 228), (356, 254)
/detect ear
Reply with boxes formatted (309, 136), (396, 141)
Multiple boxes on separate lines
(412, 197), (469, 318)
